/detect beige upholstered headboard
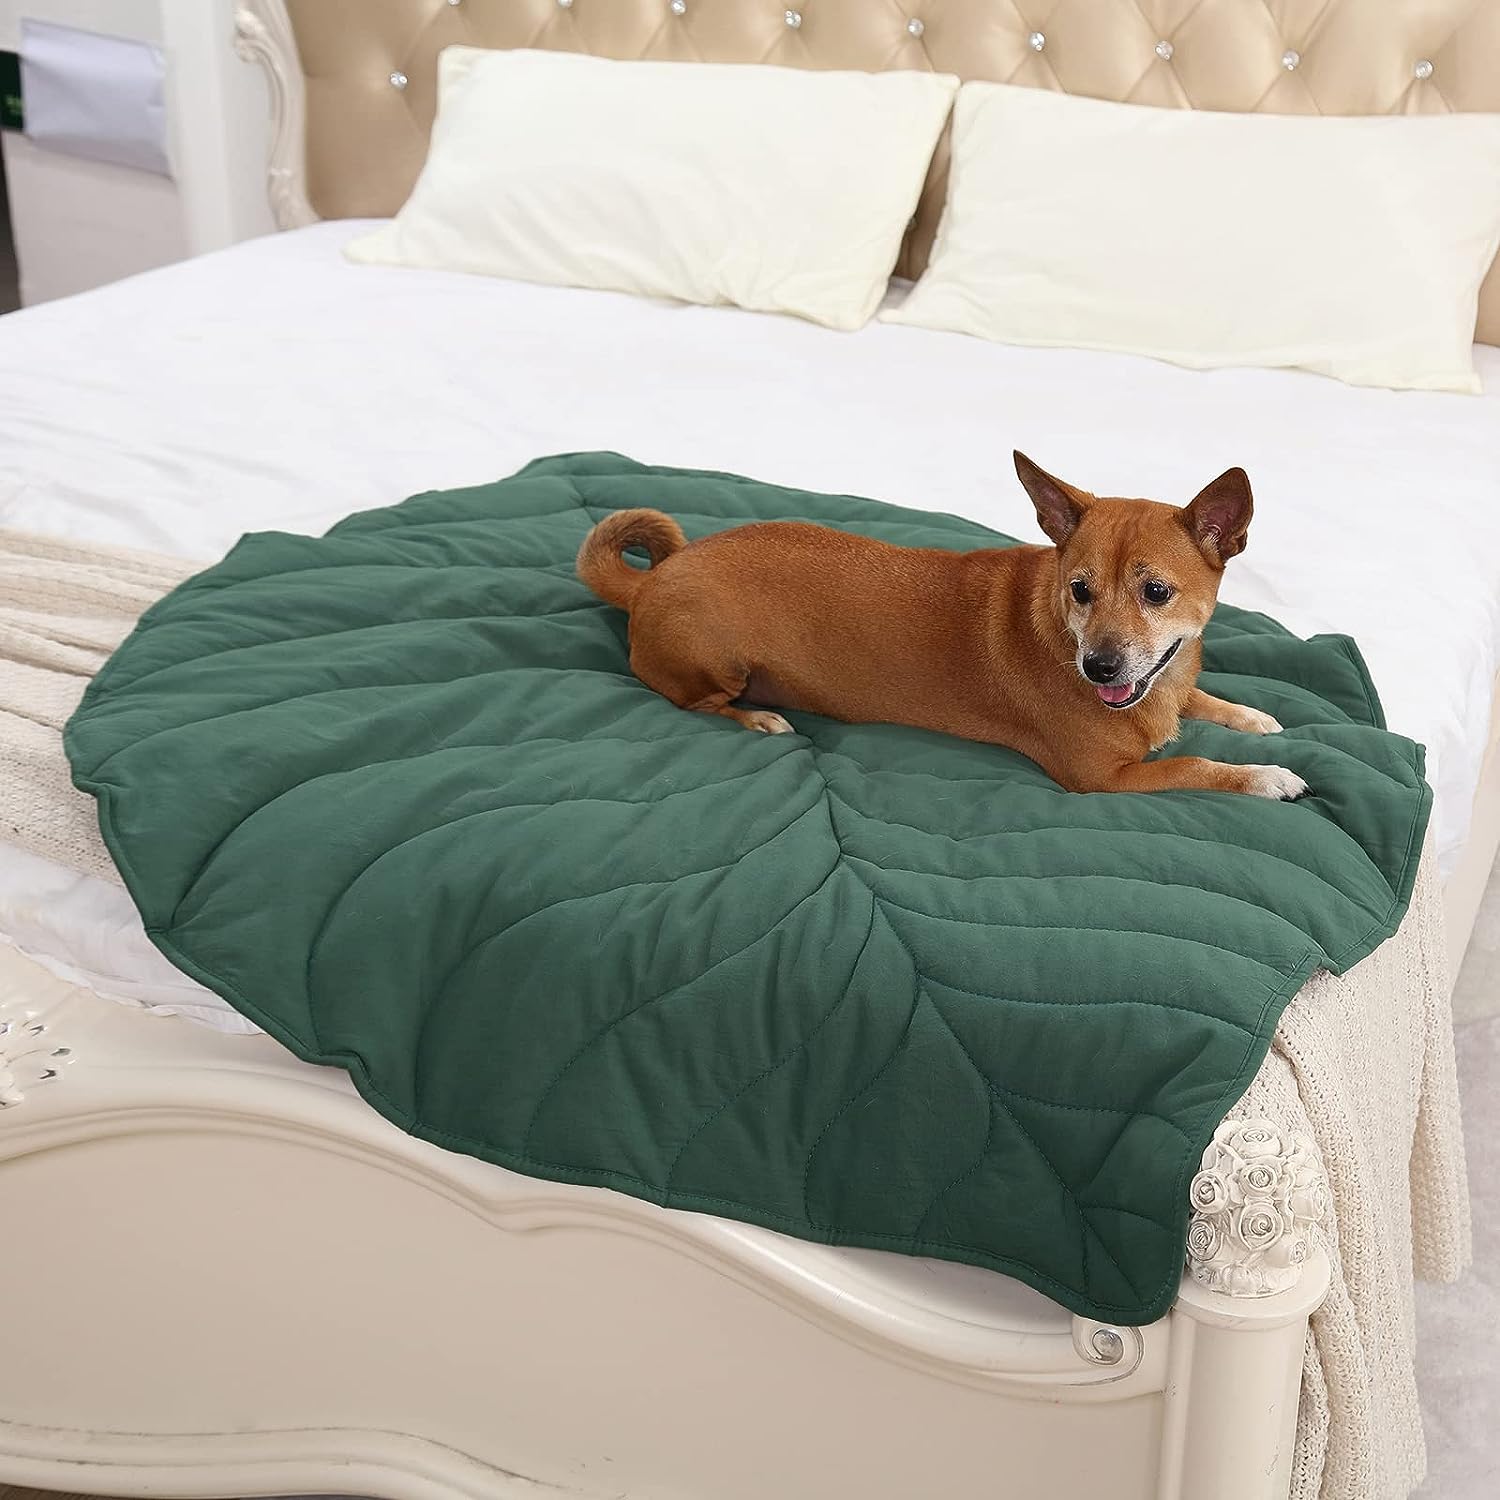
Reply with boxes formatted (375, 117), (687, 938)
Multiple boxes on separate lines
(234, 0), (1500, 346)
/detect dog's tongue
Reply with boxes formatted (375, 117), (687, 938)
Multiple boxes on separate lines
(1096, 683), (1136, 706)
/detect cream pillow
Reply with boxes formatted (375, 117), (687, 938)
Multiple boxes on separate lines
(886, 84), (1500, 393)
(348, 49), (958, 332)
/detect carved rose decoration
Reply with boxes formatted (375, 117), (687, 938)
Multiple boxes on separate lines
(1228, 1123), (1283, 1159)
(1235, 1202), (1287, 1253)
(1189, 1168), (1231, 1214)
(1185, 1218), (1220, 1262)
(1235, 1158), (1283, 1198)
(0, 1008), (72, 1109)
(1184, 1117), (1328, 1297)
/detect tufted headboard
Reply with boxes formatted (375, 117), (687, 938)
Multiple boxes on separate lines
(234, 0), (1500, 346)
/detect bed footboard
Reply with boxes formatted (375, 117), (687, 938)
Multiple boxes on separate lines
(0, 948), (1327, 1500)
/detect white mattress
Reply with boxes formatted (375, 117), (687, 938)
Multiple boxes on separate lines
(4, 220), (1500, 1031)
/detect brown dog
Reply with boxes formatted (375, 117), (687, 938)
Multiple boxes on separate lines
(576, 454), (1307, 798)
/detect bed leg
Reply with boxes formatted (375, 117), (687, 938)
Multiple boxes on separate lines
(1157, 1117), (1332, 1500)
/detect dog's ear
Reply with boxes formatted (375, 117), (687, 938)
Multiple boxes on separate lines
(1182, 468), (1253, 564)
(1014, 451), (1093, 545)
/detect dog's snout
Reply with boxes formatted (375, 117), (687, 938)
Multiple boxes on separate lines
(1082, 650), (1125, 685)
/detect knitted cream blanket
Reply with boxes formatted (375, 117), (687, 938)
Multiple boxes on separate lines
(0, 527), (1470, 1500)
(0, 529), (193, 877)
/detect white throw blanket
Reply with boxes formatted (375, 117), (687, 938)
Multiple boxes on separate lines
(0, 529), (193, 878)
(0, 529), (1470, 1500)
(1245, 846), (1470, 1500)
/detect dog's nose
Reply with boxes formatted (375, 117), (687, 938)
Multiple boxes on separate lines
(1082, 651), (1124, 684)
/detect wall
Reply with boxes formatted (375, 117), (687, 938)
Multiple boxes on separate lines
(0, 0), (161, 48)
(160, 0), (274, 252)
(0, 131), (185, 302)
(0, 0), (272, 304)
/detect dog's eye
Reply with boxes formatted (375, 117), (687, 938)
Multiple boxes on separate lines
(1143, 580), (1173, 606)
(1070, 579), (1092, 606)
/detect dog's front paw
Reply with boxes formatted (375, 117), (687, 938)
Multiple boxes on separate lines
(1244, 765), (1308, 801)
(744, 711), (795, 735)
(1233, 706), (1283, 735)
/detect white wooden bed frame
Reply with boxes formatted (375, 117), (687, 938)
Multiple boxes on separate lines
(3, 2), (1497, 1496)
(0, 944), (1331, 1500)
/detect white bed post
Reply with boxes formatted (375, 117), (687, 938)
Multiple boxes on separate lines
(232, 0), (317, 231)
(1159, 1117), (1332, 1500)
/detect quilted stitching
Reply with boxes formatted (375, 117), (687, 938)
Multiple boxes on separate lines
(64, 452), (1430, 1323)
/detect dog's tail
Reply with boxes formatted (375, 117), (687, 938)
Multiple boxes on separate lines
(576, 508), (687, 611)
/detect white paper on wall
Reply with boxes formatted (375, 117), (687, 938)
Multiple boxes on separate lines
(20, 18), (170, 176)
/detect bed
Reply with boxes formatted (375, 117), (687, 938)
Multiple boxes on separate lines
(0, 2), (1496, 1498)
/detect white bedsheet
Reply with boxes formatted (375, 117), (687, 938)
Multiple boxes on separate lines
(3, 221), (1499, 1028)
